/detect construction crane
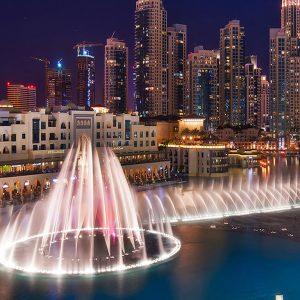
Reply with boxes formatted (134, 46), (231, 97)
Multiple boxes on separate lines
(31, 57), (51, 105)
(73, 42), (103, 56)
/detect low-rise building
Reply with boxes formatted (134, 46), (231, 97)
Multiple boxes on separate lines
(0, 107), (170, 205)
(167, 144), (228, 177)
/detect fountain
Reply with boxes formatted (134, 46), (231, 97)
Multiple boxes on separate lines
(139, 169), (300, 223)
(0, 136), (180, 275)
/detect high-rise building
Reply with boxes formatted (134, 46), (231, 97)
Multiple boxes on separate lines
(47, 61), (72, 108)
(77, 49), (96, 107)
(134, 0), (167, 116)
(289, 56), (300, 130)
(281, 0), (300, 38)
(220, 20), (246, 127)
(186, 46), (220, 129)
(245, 56), (262, 127)
(269, 28), (290, 139)
(270, 1), (300, 147)
(260, 75), (270, 131)
(167, 24), (187, 116)
(7, 83), (36, 111)
(104, 37), (128, 114)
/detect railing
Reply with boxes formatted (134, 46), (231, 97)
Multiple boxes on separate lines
(0, 169), (59, 179)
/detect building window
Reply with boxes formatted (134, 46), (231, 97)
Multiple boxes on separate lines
(118, 122), (122, 129)
(134, 141), (137, 147)
(41, 122), (46, 130)
(140, 141), (143, 147)
(96, 142), (101, 148)
(107, 132), (111, 138)
(32, 119), (40, 144)
(125, 120), (131, 140)
(33, 145), (38, 151)
(60, 144), (66, 150)
(11, 134), (16, 142)
(151, 141), (156, 146)
(134, 132), (138, 139)
(96, 132), (101, 139)
(140, 132), (144, 138)
(49, 133), (56, 140)
(41, 133), (46, 141)
(97, 122), (101, 129)
(22, 133), (26, 139)
(50, 144), (55, 150)
(22, 145), (26, 151)
(41, 144), (46, 150)
(11, 145), (16, 154)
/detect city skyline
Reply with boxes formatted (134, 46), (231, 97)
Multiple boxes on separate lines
(0, 0), (280, 108)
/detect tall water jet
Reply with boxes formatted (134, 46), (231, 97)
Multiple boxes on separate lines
(0, 136), (180, 275)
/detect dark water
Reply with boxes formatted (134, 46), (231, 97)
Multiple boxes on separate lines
(0, 225), (300, 300)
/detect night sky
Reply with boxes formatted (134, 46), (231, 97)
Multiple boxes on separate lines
(0, 0), (280, 108)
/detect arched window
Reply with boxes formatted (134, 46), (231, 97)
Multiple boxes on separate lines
(61, 122), (66, 129)
(3, 147), (9, 154)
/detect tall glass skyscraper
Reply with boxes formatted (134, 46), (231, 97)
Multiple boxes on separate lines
(76, 49), (96, 108)
(245, 56), (262, 128)
(281, 0), (300, 38)
(47, 61), (72, 108)
(270, 0), (300, 146)
(104, 37), (128, 114)
(167, 24), (187, 116)
(134, 0), (167, 117)
(186, 46), (220, 129)
(219, 20), (246, 127)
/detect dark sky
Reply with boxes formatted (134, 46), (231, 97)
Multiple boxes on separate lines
(0, 0), (281, 108)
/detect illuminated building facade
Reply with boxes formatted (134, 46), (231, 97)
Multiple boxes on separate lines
(260, 75), (270, 131)
(7, 83), (36, 112)
(167, 144), (228, 177)
(281, 0), (300, 38)
(245, 56), (262, 127)
(289, 56), (300, 130)
(0, 107), (169, 204)
(220, 20), (246, 127)
(77, 49), (96, 107)
(47, 61), (72, 108)
(186, 46), (220, 129)
(269, 0), (300, 145)
(134, 0), (168, 116)
(167, 24), (187, 116)
(104, 37), (128, 114)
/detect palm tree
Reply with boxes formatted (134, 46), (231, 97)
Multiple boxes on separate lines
(181, 128), (191, 137)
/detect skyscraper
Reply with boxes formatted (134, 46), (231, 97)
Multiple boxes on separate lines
(261, 75), (270, 131)
(104, 37), (128, 114)
(167, 24), (187, 116)
(220, 20), (246, 127)
(7, 83), (36, 111)
(245, 55), (262, 127)
(47, 61), (72, 108)
(269, 28), (290, 139)
(134, 0), (167, 116)
(281, 0), (300, 38)
(289, 56), (300, 130)
(77, 48), (96, 107)
(186, 46), (220, 129)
